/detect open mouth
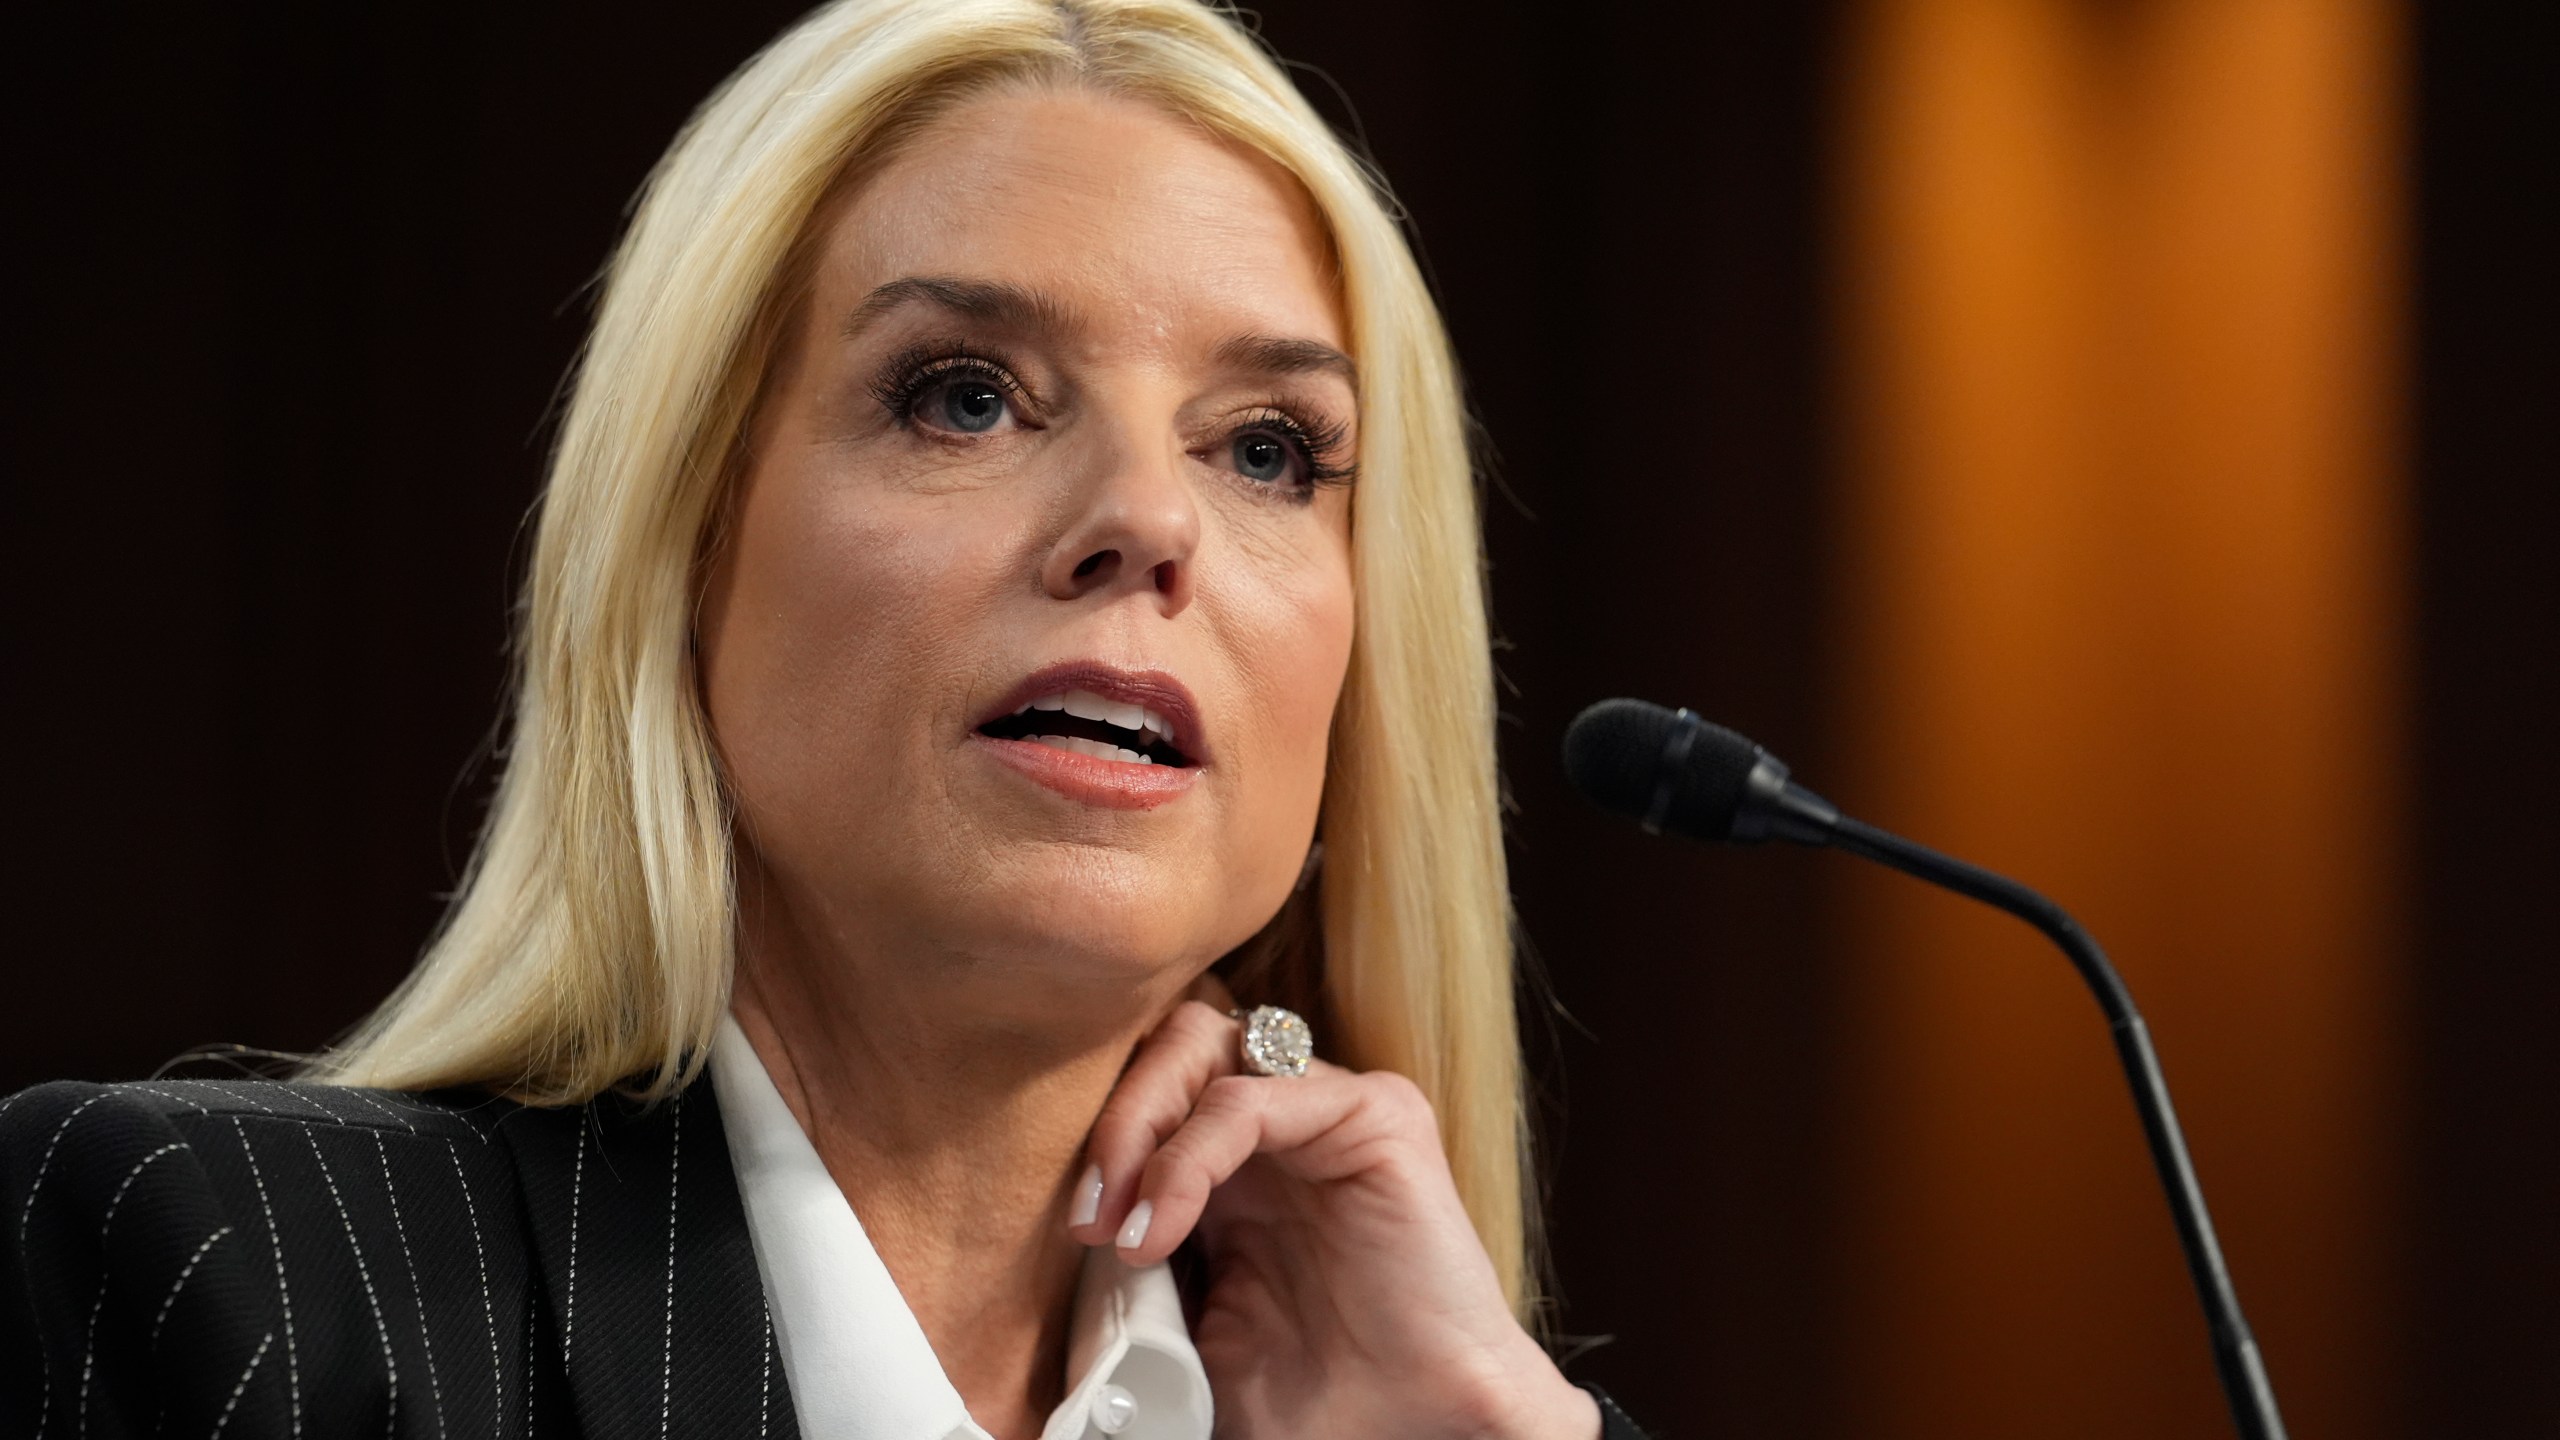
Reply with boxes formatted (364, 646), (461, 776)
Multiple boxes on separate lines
(977, 688), (1195, 768)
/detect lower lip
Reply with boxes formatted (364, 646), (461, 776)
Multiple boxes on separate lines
(969, 733), (1201, 810)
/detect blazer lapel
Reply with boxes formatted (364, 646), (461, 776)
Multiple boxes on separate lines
(500, 1076), (800, 1437)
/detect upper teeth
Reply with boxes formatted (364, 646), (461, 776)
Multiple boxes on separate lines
(1019, 688), (1178, 747)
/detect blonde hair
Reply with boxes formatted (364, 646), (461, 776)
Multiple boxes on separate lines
(312, 0), (1527, 1313)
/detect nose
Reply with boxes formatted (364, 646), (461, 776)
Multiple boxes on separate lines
(1041, 435), (1200, 614)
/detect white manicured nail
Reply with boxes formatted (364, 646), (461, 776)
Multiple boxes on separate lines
(1070, 1165), (1103, 1228)
(1116, 1199), (1153, 1251)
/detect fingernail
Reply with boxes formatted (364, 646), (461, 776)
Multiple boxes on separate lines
(1116, 1199), (1153, 1251)
(1070, 1164), (1103, 1228)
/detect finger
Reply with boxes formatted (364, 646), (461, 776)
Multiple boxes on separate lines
(1069, 1000), (1241, 1244)
(1113, 1065), (1438, 1266)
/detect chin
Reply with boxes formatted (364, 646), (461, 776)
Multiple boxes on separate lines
(945, 846), (1276, 993)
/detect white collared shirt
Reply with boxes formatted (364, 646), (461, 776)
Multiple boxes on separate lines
(711, 1015), (1214, 1440)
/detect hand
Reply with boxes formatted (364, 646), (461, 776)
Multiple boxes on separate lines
(1071, 998), (1600, 1440)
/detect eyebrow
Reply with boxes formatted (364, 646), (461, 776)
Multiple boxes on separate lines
(845, 275), (1080, 338)
(846, 274), (1357, 386)
(1214, 333), (1358, 387)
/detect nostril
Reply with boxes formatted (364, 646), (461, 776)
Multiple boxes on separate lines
(1074, 550), (1113, 581)
(1151, 559), (1179, 594)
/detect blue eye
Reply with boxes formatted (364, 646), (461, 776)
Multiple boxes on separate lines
(938, 381), (1006, 433)
(1232, 432), (1294, 483)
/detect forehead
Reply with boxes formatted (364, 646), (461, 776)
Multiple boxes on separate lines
(812, 86), (1346, 353)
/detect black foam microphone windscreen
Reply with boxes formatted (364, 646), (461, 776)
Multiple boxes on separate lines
(1560, 698), (1765, 842)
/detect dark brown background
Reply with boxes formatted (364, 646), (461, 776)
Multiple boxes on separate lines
(6, 4), (2549, 1435)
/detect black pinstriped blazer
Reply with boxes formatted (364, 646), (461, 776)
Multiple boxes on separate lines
(2, 1075), (789, 1438)
(1, 1075), (1651, 1439)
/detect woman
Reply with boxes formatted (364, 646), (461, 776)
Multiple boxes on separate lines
(2, 3), (1649, 1436)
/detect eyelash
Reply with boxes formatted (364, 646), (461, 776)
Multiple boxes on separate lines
(867, 344), (1035, 429)
(866, 346), (1358, 495)
(1228, 404), (1358, 493)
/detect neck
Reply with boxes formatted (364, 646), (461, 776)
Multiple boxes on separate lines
(729, 885), (1177, 1440)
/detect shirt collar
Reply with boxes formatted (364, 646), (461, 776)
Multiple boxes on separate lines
(711, 1014), (1213, 1440)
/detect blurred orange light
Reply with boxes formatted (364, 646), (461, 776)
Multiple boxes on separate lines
(1829, 1), (2408, 1435)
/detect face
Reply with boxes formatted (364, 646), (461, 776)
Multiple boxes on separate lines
(698, 86), (1357, 1023)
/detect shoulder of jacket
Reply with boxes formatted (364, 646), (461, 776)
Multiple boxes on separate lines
(1, 1075), (517, 1155)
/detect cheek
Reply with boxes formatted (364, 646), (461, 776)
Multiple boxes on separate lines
(1224, 533), (1357, 839)
(1277, 594), (1355, 785)
(702, 465), (1004, 836)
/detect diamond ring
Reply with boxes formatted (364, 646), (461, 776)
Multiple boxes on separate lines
(1236, 1004), (1314, 1078)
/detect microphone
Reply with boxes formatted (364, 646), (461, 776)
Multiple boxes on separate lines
(1562, 698), (2288, 1440)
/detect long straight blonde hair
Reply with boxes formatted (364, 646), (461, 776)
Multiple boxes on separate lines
(312, 0), (1527, 1313)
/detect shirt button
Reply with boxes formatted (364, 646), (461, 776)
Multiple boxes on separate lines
(1090, 1381), (1139, 1435)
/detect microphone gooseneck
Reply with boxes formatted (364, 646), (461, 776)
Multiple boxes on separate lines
(1561, 697), (2288, 1440)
